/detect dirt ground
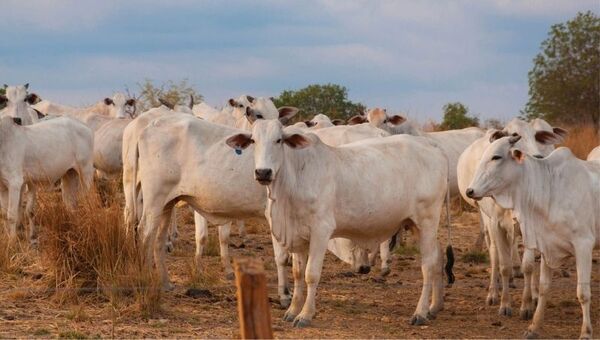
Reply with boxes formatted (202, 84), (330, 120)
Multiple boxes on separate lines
(0, 208), (598, 339)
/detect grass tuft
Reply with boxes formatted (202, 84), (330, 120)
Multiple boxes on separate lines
(461, 250), (489, 264)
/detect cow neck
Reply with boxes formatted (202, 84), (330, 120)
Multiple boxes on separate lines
(5, 102), (29, 121)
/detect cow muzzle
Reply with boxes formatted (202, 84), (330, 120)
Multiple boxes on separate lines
(465, 188), (482, 201)
(255, 168), (273, 185)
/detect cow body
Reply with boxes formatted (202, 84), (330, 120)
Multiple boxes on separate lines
(457, 118), (567, 318)
(94, 118), (132, 176)
(0, 116), (93, 242)
(227, 120), (449, 327)
(467, 137), (599, 339)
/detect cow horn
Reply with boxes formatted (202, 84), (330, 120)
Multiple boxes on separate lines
(189, 94), (194, 109)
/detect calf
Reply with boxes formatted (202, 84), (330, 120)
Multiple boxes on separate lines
(0, 116), (93, 242)
(466, 136), (599, 339)
(226, 119), (449, 327)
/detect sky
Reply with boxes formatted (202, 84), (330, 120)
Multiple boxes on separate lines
(0, 0), (597, 122)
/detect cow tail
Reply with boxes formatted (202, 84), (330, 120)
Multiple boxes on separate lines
(444, 154), (455, 286)
(132, 141), (140, 234)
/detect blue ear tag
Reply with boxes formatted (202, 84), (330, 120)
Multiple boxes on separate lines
(235, 148), (242, 155)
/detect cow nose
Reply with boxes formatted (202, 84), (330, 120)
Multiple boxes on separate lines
(357, 265), (371, 275)
(255, 169), (273, 182)
(534, 154), (543, 159)
(465, 188), (475, 199)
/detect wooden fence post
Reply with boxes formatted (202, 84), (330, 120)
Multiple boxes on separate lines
(234, 257), (273, 339)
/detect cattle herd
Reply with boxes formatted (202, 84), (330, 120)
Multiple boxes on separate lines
(0, 83), (598, 339)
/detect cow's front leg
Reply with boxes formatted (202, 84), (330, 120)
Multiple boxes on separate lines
(194, 212), (208, 272)
(493, 217), (514, 316)
(293, 232), (329, 328)
(272, 236), (291, 308)
(525, 258), (552, 339)
(575, 243), (593, 340)
(520, 248), (536, 320)
(217, 222), (234, 280)
(6, 181), (23, 242)
(24, 185), (38, 245)
(379, 239), (391, 276)
(283, 252), (306, 322)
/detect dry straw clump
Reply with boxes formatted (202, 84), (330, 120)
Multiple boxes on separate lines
(34, 179), (162, 317)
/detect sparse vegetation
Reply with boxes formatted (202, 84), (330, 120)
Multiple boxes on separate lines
(461, 250), (489, 264)
(393, 243), (419, 257)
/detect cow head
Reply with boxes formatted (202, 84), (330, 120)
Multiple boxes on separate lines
(490, 118), (567, 159)
(226, 119), (310, 185)
(366, 107), (406, 130)
(104, 93), (136, 119)
(228, 95), (255, 119)
(466, 135), (524, 206)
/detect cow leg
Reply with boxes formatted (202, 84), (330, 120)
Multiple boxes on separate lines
(236, 219), (247, 244)
(60, 169), (81, 210)
(193, 212), (208, 272)
(492, 216), (513, 316)
(293, 232), (330, 328)
(520, 248), (536, 320)
(218, 222), (234, 280)
(411, 216), (443, 325)
(272, 235), (291, 308)
(0, 185), (8, 220)
(165, 209), (177, 253)
(154, 206), (175, 291)
(484, 214), (500, 306)
(24, 185), (38, 245)
(472, 211), (486, 251)
(283, 252), (306, 322)
(6, 181), (23, 242)
(511, 230), (523, 278)
(525, 258), (552, 339)
(574, 243), (593, 340)
(379, 240), (391, 276)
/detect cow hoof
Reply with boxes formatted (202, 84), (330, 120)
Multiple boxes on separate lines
(513, 269), (524, 278)
(283, 311), (297, 322)
(532, 297), (538, 306)
(410, 314), (428, 326)
(279, 297), (291, 309)
(166, 243), (174, 253)
(357, 265), (371, 274)
(486, 295), (499, 306)
(509, 281), (517, 289)
(293, 317), (311, 328)
(498, 306), (512, 317)
(380, 267), (391, 277)
(225, 272), (235, 281)
(520, 308), (534, 320)
(524, 329), (540, 339)
(426, 311), (437, 320)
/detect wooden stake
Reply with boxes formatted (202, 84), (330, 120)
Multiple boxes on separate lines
(234, 258), (273, 339)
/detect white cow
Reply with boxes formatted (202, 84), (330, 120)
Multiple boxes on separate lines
(0, 84), (42, 125)
(130, 108), (298, 293)
(457, 118), (567, 318)
(93, 118), (133, 177)
(587, 145), (600, 162)
(0, 115), (94, 242)
(466, 136), (598, 339)
(226, 119), (450, 327)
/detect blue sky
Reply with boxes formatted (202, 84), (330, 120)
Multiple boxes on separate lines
(0, 0), (597, 122)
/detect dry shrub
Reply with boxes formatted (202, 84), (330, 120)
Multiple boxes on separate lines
(560, 124), (599, 160)
(186, 259), (220, 290)
(0, 234), (32, 276)
(35, 183), (162, 317)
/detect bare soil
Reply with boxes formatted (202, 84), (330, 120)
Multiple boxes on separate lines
(0, 209), (598, 338)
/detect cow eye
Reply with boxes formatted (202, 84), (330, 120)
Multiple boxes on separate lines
(276, 138), (282, 144)
(511, 133), (518, 137)
(491, 155), (502, 161)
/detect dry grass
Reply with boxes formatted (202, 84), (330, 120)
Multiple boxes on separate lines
(33, 179), (162, 318)
(560, 124), (599, 160)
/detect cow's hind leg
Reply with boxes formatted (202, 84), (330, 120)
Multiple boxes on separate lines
(61, 169), (82, 210)
(525, 258), (552, 339)
(492, 215), (514, 316)
(6, 181), (24, 242)
(154, 204), (175, 291)
(379, 239), (391, 276)
(272, 236), (291, 308)
(24, 185), (38, 245)
(194, 212), (208, 272)
(520, 248), (536, 320)
(575, 243), (593, 339)
(484, 214), (500, 306)
(411, 215), (443, 325)
(217, 222), (234, 279)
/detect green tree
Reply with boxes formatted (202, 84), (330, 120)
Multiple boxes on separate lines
(272, 83), (365, 122)
(439, 102), (479, 130)
(134, 78), (202, 111)
(0, 87), (5, 110)
(523, 11), (600, 133)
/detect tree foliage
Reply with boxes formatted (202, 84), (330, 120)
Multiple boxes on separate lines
(523, 11), (600, 130)
(0, 87), (5, 110)
(134, 79), (203, 112)
(272, 84), (365, 122)
(439, 102), (479, 130)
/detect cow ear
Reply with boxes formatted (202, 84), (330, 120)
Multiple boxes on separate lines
(278, 106), (299, 123)
(24, 83), (29, 90)
(511, 149), (524, 164)
(125, 98), (136, 106)
(104, 98), (114, 106)
(552, 127), (568, 139)
(304, 120), (316, 127)
(246, 95), (255, 103)
(347, 115), (367, 125)
(283, 133), (310, 149)
(228, 98), (237, 107)
(489, 130), (508, 143)
(25, 93), (39, 104)
(225, 133), (253, 150)
(245, 107), (260, 124)
(12, 117), (22, 126)
(331, 119), (344, 126)
(535, 130), (561, 145)
(387, 115), (406, 126)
